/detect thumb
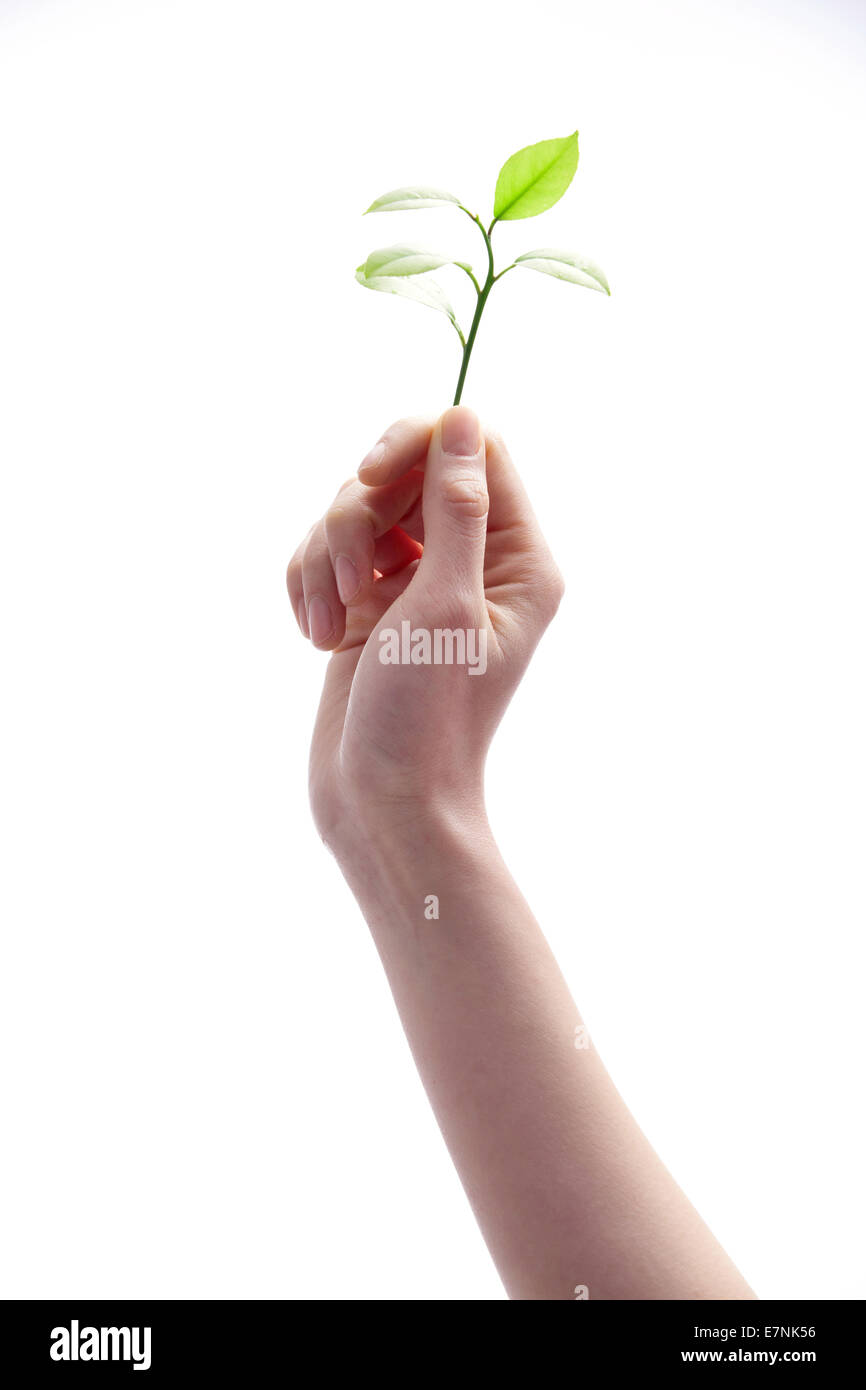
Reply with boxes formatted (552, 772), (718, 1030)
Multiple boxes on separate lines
(418, 406), (488, 593)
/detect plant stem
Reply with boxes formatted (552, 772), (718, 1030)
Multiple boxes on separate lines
(457, 263), (481, 295)
(453, 214), (497, 406)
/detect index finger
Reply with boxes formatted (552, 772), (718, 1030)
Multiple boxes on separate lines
(357, 416), (434, 485)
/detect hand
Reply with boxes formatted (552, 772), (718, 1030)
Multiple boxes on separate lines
(286, 406), (564, 849)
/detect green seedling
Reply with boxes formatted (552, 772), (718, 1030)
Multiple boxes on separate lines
(357, 130), (610, 405)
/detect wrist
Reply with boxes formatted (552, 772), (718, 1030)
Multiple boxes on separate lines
(313, 760), (488, 859)
(326, 791), (498, 914)
(331, 788), (489, 864)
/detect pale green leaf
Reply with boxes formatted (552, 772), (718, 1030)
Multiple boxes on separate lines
(365, 186), (462, 214)
(363, 245), (476, 284)
(355, 264), (462, 332)
(364, 245), (452, 277)
(493, 132), (580, 221)
(514, 248), (610, 295)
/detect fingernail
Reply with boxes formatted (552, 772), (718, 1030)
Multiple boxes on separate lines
(358, 440), (386, 476)
(308, 595), (333, 645)
(297, 599), (309, 638)
(441, 406), (481, 457)
(335, 554), (360, 604)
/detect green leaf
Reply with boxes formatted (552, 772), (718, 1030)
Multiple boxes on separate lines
(493, 132), (580, 221)
(355, 264), (463, 335)
(365, 186), (462, 214)
(363, 245), (475, 283)
(514, 248), (610, 295)
(364, 245), (452, 277)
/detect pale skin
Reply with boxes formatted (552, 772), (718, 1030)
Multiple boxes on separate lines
(287, 406), (755, 1301)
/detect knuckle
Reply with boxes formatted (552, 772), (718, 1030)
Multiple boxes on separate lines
(442, 473), (489, 520)
(324, 505), (348, 538)
(287, 526), (315, 587)
(286, 555), (302, 594)
(385, 413), (425, 441)
(301, 532), (329, 579)
(540, 561), (566, 617)
(324, 502), (374, 542)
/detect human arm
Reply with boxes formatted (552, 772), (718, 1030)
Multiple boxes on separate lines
(286, 408), (755, 1300)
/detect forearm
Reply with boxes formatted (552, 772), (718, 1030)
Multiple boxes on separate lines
(334, 803), (755, 1301)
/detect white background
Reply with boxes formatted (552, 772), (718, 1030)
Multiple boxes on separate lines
(1, 0), (864, 1300)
